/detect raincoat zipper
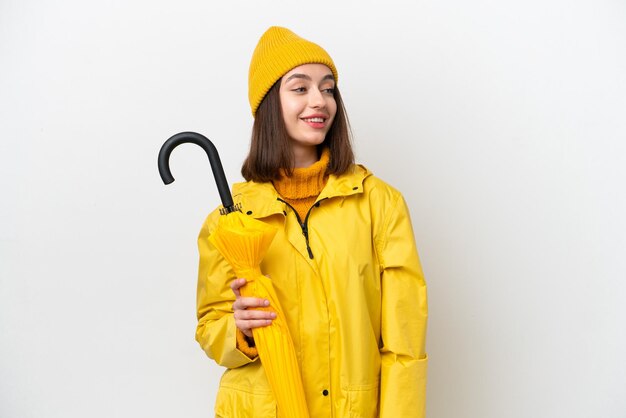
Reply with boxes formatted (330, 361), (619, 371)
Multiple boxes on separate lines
(277, 197), (327, 259)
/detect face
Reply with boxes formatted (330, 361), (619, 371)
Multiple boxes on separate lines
(279, 63), (337, 152)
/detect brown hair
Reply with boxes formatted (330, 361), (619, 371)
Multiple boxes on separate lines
(241, 80), (355, 182)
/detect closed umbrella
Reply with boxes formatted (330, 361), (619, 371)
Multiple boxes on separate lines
(158, 132), (310, 418)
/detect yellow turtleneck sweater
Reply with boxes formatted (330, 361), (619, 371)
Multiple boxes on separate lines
(273, 147), (330, 221)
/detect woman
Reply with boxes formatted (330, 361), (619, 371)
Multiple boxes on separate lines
(196, 26), (428, 418)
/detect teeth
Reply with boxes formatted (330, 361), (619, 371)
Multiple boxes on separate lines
(304, 117), (324, 123)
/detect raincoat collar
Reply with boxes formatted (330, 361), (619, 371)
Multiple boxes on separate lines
(232, 164), (372, 219)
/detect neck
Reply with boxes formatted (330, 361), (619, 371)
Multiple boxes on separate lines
(292, 144), (319, 168)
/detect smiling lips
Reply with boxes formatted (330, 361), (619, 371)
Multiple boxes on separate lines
(301, 116), (327, 128)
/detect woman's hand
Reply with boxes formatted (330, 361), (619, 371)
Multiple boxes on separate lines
(230, 278), (276, 338)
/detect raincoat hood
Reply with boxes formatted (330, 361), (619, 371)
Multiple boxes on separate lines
(231, 164), (372, 219)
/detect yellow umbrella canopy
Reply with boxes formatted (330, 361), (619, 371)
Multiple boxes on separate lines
(209, 211), (310, 418)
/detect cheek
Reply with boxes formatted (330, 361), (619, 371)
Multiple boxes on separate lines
(281, 100), (301, 120)
(328, 100), (338, 122)
(279, 89), (296, 118)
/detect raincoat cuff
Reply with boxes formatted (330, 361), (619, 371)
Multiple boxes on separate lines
(236, 329), (259, 359)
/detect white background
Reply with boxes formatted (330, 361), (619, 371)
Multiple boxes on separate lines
(1, 1), (625, 417)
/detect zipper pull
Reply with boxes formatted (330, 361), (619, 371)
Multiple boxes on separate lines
(301, 223), (314, 259)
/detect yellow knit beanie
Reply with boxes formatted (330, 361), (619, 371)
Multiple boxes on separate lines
(248, 26), (338, 117)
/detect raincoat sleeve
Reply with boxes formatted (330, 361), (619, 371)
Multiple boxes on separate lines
(195, 212), (259, 368)
(378, 193), (428, 418)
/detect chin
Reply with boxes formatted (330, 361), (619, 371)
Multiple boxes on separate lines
(309, 133), (330, 144)
(292, 137), (327, 147)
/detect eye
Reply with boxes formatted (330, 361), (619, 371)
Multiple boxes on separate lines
(323, 87), (335, 94)
(291, 87), (306, 93)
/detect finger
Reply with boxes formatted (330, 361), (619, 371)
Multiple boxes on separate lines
(234, 309), (276, 321)
(232, 296), (260, 312)
(230, 277), (246, 291)
(230, 278), (246, 297)
(237, 297), (270, 309)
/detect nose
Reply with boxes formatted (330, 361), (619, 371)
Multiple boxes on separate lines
(308, 88), (326, 108)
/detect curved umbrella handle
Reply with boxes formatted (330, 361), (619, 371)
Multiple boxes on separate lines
(158, 131), (236, 213)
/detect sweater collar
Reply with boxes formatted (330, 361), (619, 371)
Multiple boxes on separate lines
(272, 148), (330, 200)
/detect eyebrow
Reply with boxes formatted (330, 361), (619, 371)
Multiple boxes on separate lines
(284, 73), (335, 83)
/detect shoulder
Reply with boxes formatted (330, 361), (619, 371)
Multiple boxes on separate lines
(198, 206), (223, 239)
(332, 164), (408, 232)
(354, 164), (405, 207)
(199, 179), (279, 236)
(198, 180), (259, 235)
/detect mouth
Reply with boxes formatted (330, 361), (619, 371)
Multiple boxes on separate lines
(301, 116), (327, 123)
(300, 114), (330, 129)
